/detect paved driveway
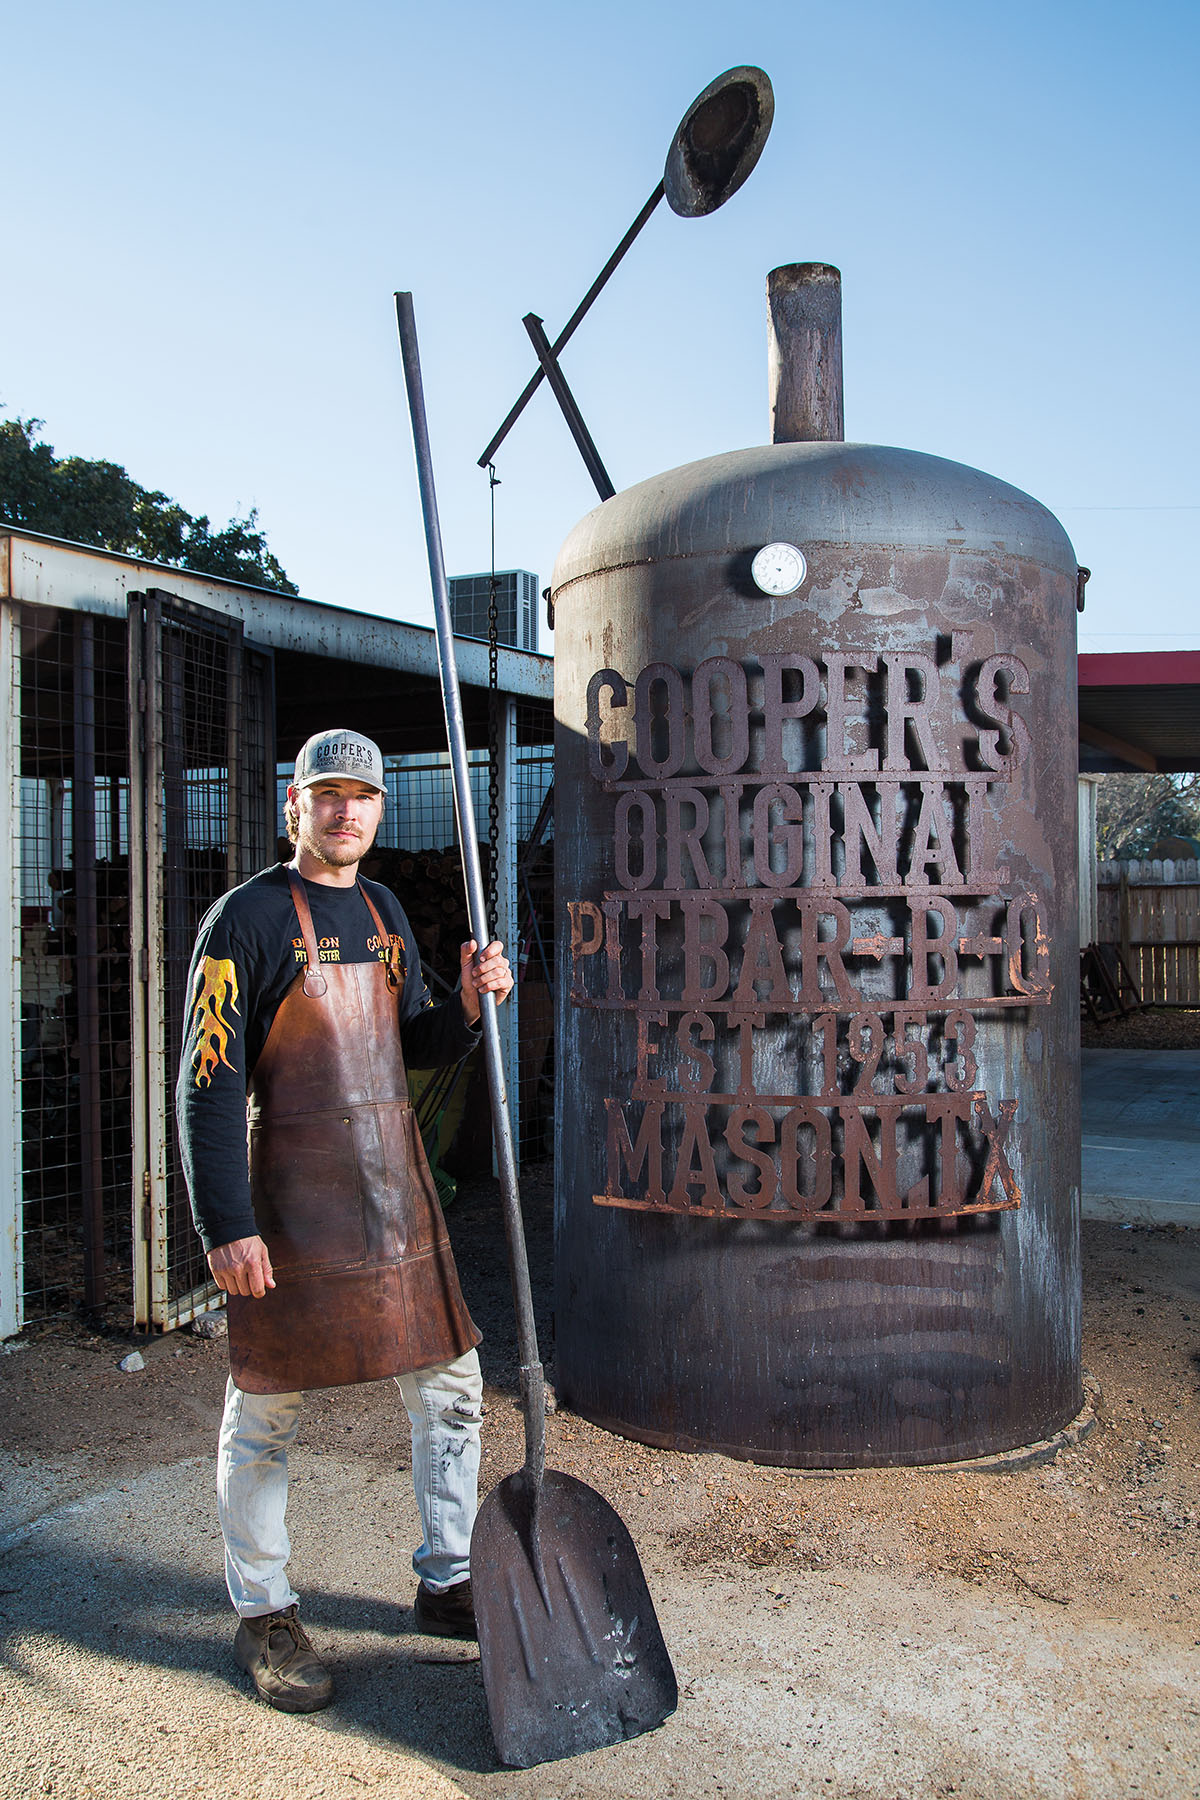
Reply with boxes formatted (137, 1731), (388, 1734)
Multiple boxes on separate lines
(1082, 1047), (1200, 1224)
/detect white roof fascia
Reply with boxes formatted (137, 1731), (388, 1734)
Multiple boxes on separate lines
(0, 530), (553, 700)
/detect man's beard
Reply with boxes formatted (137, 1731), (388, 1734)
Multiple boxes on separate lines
(298, 821), (370, 868)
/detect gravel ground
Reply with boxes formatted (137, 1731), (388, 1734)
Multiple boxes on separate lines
(1082, 1006), (1200, 1052)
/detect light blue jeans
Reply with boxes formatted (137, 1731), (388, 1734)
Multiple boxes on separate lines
(216, 1348), (483, 1618)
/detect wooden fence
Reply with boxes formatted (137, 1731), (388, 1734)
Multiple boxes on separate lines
(1095, 859), (1200, 1006)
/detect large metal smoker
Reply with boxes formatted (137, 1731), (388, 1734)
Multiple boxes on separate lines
(551, 266), (1083, 1466)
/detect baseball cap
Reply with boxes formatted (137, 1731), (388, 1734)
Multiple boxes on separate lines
(292, 729), (386, 794)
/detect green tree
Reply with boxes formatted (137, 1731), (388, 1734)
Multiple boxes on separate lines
(0, 415), (298, 595)
(1095, 771), (1200, 860)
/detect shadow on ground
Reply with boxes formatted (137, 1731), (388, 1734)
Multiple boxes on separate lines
(1, 1532), (499, 1773)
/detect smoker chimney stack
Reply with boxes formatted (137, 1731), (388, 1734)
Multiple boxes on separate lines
(768, 263), (844, 444)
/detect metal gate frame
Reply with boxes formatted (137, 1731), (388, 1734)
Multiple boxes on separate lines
(129, 589), (275, 1330)
(0, 602), (21, 1337)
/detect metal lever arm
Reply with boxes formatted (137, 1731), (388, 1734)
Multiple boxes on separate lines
(477, 181), (664, 469)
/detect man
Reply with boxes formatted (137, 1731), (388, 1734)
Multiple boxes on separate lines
(177, 728), (513, 1714)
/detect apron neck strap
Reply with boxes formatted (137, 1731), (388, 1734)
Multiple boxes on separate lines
(285, 866), (328, 997)
(358, 884), (402, 990)
(285, 866), (400, 994)
(358, 884), (389, 946)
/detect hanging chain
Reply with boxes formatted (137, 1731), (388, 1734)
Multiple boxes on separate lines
(486, 462), (501, 930)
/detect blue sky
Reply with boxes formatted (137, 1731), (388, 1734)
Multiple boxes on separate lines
(4, 0), (1196, 653)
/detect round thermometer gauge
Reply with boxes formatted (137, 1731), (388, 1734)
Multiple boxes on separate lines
(751, 541), (807, 596)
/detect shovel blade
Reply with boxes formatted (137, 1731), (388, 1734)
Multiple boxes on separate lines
(471, 1468), (678, 1768)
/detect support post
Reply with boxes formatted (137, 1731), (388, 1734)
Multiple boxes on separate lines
(494, 695), (521, 1160)
(1077, 775), (1100, 949)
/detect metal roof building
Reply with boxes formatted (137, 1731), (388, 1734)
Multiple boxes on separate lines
(2, 529), (553, 1339)
(1078, 650), (1200, 775)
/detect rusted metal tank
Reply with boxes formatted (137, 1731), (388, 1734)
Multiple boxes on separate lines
(550, 267), (1082, 1466)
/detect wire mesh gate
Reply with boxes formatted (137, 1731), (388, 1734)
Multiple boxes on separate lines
(128, 589), (276, 1329)
(16, 607), (134, 1325)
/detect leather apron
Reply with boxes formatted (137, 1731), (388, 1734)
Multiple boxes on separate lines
(227, 868), (480, 1394)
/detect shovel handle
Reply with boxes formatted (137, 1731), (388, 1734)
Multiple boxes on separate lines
(395, 292), (546, 1483)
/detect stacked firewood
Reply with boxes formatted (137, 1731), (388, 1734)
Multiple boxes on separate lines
(51, 860), (133, 1105)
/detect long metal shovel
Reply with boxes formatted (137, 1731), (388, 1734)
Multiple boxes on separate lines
(395, 293), (677, 1769)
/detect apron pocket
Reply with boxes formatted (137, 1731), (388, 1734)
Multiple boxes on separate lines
(249, 1110), (368, 1273)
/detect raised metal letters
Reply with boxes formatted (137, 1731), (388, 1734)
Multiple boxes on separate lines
(571, 649), (1047, 1220)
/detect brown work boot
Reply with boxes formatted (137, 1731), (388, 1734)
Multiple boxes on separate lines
(414, 1578), (477, 1640)
(233, 1605), (334, 1712)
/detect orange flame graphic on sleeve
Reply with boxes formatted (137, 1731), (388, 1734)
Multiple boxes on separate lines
(188, 956), (241, 1087)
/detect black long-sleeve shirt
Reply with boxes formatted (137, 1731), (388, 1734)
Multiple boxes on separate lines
(176, 863), (479, 1252)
